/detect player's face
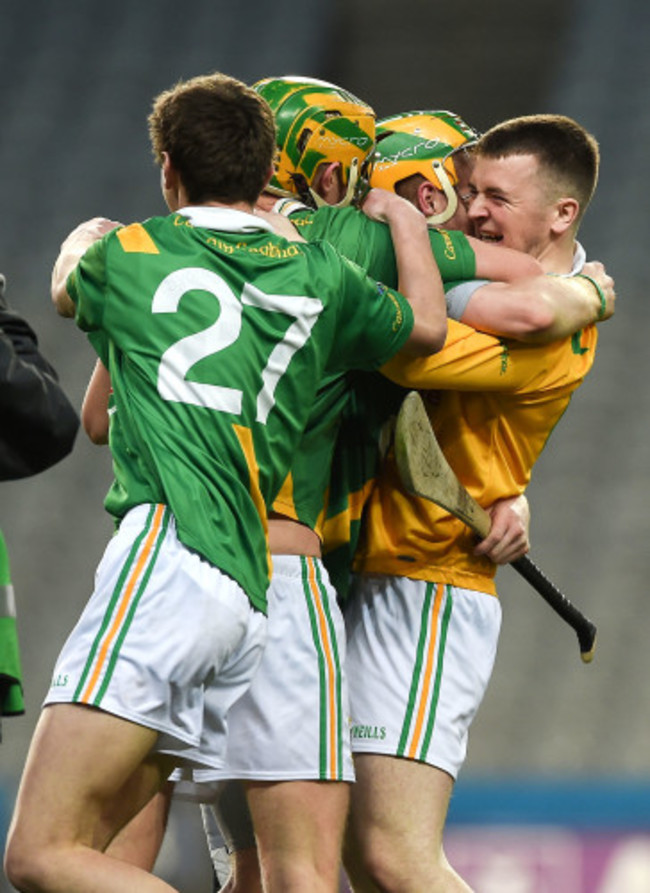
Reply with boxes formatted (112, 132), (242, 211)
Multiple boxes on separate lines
(466, 153), (556, 258)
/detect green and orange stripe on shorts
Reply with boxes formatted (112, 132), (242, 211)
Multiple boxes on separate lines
(73, 504), (171, 707)
(397, 583), (453, 762)
(301, 556), (346, 780)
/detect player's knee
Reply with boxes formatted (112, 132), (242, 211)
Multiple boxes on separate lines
(360, 846), (403, 892)
(348, 827), (447, 893)
(345, 825), (399, 891)
(260, 855), (337, 893)
(4, 829), (48, 892)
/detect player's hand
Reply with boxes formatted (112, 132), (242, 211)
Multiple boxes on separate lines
(52, 217), (122, 317)
(581, 260), (616, 321)
(359, 187), (421, 225)
(60, 217), (122, 253)
(475, 494), (530, 565)
(57, 217), (123, 269)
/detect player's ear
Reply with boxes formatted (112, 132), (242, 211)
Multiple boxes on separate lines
(552, 196), (580, 234)
(416, 180), (439, 217)
(160, 152), (185, 210)
(262, 163), (274, 193)
(316, 162), (344, 203)
(161, 152), (177, 191)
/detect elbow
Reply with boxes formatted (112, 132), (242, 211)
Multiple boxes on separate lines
(406, 319), (448, 356)
(83, 420), (109, 445)
(88, 429), (109, 446)
(51, 289), (75, 318)
(81, 407), (109, 445)
(51, 269), (75, 317)
(427, 319), (449, 354)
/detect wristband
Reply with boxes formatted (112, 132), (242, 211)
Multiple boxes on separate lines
(578, 273), (607, 321)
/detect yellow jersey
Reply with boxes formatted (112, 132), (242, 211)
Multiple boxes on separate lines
(353, 319), (598, 595)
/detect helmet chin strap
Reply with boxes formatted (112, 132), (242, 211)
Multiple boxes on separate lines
(309, 157), (361, 209)
(265, 182), (298, 200)
(426, 160), (458, 227)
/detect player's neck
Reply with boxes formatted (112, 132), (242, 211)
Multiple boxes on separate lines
(166, 192), (256, 216)
(199, 199), (256, 214)
(255, 191), (278, 212)
(536, 236), (578, 276)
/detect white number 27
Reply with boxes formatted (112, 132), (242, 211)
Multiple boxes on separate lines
(152, 268), (323, 424)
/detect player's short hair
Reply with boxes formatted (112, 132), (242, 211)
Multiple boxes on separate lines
(475, 114), (600, 221)
(148, 72), (276, 205)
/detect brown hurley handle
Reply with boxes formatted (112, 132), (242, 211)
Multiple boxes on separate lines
(394, 391), (597, 663)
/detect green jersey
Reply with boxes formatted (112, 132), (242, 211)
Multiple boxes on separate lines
(272, 369), (350, 535)
(271, 201), (477, 547)
(267, 202), (477, 598)
(286, 203), (477, 284)
(315, 370), (405, 597)
(67, 207), (413, 612)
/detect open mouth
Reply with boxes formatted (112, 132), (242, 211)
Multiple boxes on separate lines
(477, 232), (503, 243)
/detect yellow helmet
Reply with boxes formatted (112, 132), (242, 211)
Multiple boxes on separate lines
(253, 75), (376, 207)
(371, 111), (479, 225)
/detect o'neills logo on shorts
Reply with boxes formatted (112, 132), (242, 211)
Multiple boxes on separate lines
(51, 673), (70, 688)
(351, 724), (386, 740)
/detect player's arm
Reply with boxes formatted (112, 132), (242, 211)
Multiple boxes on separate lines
(51, 217), (121, 317)
(381, 314), (596, 393)
(466, 236), (544, 282)
(81, 358), (111, 445)
(362, 188), (447, 356)
(456, 261), (615, 342)
(254, 208), (306, 242)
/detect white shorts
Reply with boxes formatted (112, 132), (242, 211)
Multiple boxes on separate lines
(45, 504), (266, 771)
(345, 573), (501, 779)
(174, 553), (354, 794)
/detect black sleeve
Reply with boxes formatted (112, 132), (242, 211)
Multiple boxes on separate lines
(0, 275), (80, 480)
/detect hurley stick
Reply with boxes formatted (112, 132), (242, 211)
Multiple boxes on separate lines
(394, 390), (597, 663)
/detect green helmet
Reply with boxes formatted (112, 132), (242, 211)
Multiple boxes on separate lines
(371, 110), (479, 225)
(252, 75), (376, 208)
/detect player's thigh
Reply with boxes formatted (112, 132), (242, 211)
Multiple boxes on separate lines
(348, 753), (453, 856)
(8, 703), (169, 852)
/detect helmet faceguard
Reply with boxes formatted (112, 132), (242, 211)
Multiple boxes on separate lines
(253, 76), (376, 208)
(370, 111), (479, 225)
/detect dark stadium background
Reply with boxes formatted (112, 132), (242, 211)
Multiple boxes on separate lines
(1, 1), (649, 890)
